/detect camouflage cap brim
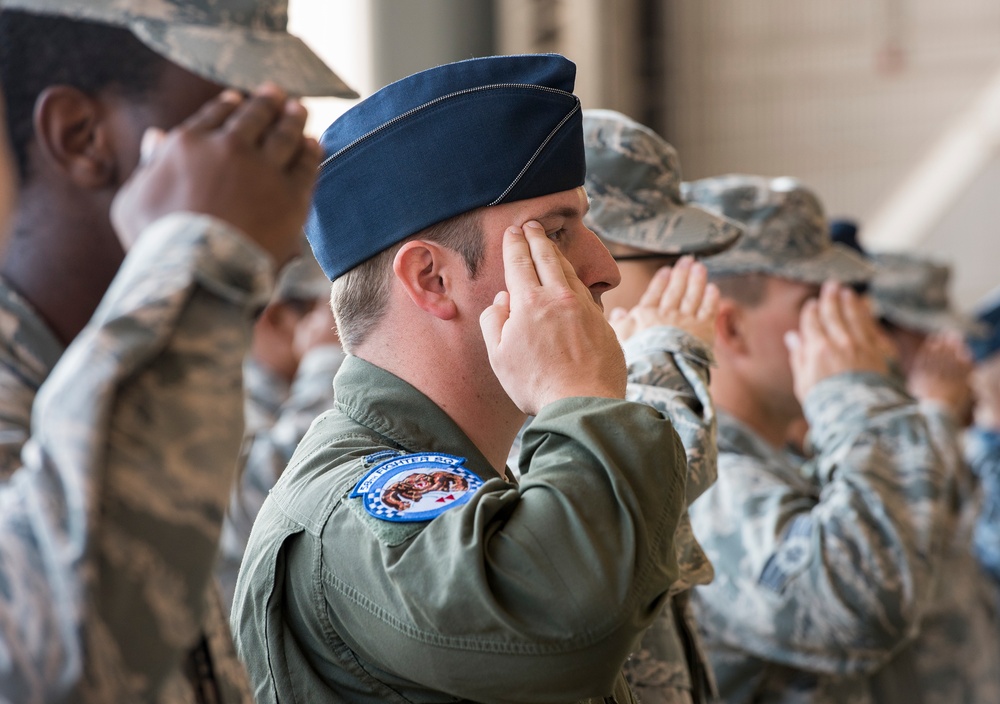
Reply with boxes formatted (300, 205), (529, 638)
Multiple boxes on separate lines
(874, 302), (984, 336)
(706, 242), (875, 285)
(1, 0), (357, 98)
(131, 19), (358, 98)
(588, 200), (744, 257)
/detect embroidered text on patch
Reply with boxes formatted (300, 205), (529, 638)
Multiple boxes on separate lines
(350, 453), (483, 523)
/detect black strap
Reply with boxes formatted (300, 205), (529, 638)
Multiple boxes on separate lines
(182, 636), (222, 704)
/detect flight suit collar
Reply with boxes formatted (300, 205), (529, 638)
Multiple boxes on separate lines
(335, 355), (502, 482)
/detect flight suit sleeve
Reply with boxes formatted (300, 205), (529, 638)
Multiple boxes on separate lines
(0, 213), (272, 702)
(320, 397), (687, 704)
(693, 372), (949, 676)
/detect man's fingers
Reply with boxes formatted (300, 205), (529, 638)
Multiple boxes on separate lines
(138, 128), (167, 167)
(522, 221), (570, 290)
(784, 329), (802, 356)
(225, 84), (287, 145)
(480, 290), (511, 352)
(698, 282), (720, 322)
(817, 281), (851, 348)
(288, 137), (323, 188)
(502, 226), (541, 304)
(263, 99), (310, 168)
(182, 89), (243, 132)
(679, 261), (708, 315)
(638, 266), (671, 309)
(799, 298), (823, 343)
(840, 288), (876, 346)
(659, 255), (693, 314)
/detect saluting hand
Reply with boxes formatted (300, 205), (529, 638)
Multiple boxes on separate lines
(785, 281), (889, 404)
(111, 83), (323, 267)
(480, 221), (626, 416)
(608, 256), (720, 347)
(909, 332), (974, 421)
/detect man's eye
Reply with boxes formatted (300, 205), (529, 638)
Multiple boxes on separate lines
(547, 228), (567, 242)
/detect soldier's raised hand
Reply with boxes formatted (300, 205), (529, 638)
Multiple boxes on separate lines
(608, 256), (719, 347)
(785, 281), (889, 403)
(909, 332), (974, 420)
(111, 83), (323, 267)
(480, 221), (626, 416)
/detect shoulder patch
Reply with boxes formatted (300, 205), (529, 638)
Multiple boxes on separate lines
(350, 453), (483, 523)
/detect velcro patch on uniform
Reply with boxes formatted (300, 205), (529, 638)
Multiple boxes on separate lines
(758, 514), (813, 594)
(362, 449), (403, 467)
(350, 453), (483, 523)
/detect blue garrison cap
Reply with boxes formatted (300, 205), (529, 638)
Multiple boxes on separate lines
(969, 289), (1000, 362)
(306, 54), (585, 280)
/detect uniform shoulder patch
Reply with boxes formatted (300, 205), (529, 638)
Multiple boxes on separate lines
(350, 452), (483, 523)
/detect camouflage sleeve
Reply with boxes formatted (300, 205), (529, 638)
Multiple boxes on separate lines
(622, 326), (717, 596)
(966, 427), (1000, 583)
(694, 372), (949, 675)
(917, 401), (979, 531)
(0, 213), (272, 702)
(217, 345), (341, 611)
(622, 326), (715, 504)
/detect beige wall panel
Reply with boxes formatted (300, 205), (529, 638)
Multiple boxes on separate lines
(495, 0), (643, 116)
(660, 0), (1000, 223)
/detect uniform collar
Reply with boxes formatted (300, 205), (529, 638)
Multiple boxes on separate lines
(0, 275), (66, 384)
(335, 355), (501, 481)
(717, 410), (819, 489)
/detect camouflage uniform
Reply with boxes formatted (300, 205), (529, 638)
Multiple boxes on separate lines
(685, 176), (951, 703)
(579, 110), (746, 704)
(620, 328), (719, 704)
(967, 428), (1000, 584)
(0, 213), (270, 703)
(868, 253), (1000, 703)
(966, 295), (1000, 588)
(692, 382), (948, 704)
(0, 3), (352, 700)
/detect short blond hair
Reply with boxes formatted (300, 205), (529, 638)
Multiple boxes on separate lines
(709, 272), (768, 308)
(331, 208), (486, 352)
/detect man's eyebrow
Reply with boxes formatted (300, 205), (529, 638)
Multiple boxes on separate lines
(537, 204), (588, 221)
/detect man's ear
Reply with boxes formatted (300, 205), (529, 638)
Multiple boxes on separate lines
(393, 241), (459, 320)
(716, 298), (749, 357)
(33, 86), (116, 189)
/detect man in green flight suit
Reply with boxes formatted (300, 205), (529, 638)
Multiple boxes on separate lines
(233, 55), (690, 703)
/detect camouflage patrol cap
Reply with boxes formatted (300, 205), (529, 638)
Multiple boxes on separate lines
(582, 110), (743, 256)
(869, 252), (978, 334)
(2, 0), (358, 98)
(683, 174), (874, 285)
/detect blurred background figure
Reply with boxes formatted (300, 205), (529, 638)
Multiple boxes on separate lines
(581, 108), (743, 704)
(966, 292), (1000, 592)
(217, 248), (341, 612)
(869, 253), (977, 418)
(684, 174), (951, 704)
(0, 1), (353, 701)
(865, 251), (1000, 704)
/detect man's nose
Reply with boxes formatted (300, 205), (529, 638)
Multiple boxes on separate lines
(576, 226), (621, 298)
